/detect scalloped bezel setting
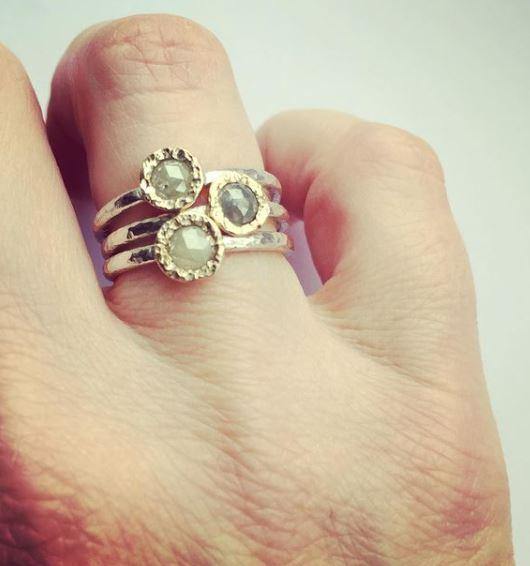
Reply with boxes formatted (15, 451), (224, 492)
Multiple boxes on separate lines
(155, 212), (225, 281)
(141, 147), (204, 212)
(208, 171), (270, 236)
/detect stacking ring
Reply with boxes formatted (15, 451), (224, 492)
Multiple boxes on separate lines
(103, 211), (293, 281)
(101, 201), (288, 256)
(95, 147), (292, 282)
(94, 147), (282, 235)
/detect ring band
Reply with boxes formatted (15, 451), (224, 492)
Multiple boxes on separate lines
(104, 213), (292, 281)
(97, 148), (291, 283)
(93, 147), (282, 235)
(101, 202), (289, 256)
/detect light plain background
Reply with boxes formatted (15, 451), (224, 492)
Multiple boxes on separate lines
(2, 0), (529, 562)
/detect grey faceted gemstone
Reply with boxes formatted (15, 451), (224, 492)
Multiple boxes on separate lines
(169, 226), (215, 270)
(219, 183), (259, 226)
(151, 159), (193, 200)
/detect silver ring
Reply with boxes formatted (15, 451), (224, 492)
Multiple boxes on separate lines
(93, 147), (282, 236)
(101, 202), (289, 256)
(103, 212), (292, 282)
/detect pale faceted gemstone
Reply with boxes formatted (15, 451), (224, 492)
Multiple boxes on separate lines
(219, 183), (259, 226)
(169, 226), (215, 270)
(151, 159), (193, 200)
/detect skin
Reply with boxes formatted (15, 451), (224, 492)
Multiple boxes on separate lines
(0, 14), (513, 565)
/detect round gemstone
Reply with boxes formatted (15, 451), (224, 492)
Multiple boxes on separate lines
(150, 158), (193, 200)
(168, 225), (215, 271)
(219, 183), (259, 226)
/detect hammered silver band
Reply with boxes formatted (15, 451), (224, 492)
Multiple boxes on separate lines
(94, 167), (282, 236)
(97, 147), (291, 283)
(102, 202), (288, 256)
(104, 231), (292, 280)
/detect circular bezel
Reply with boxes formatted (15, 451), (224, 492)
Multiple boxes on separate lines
(140, 147), (204, 211)
(208, 172), (270, 236)
(155, 212), (225, 281)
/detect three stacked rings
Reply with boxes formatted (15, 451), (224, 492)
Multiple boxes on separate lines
(95, 147), (291, 282)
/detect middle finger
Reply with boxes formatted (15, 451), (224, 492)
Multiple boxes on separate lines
(47, 14), (304, 335)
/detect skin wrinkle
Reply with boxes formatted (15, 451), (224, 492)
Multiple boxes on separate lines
(342, 382), (490, 556)
(184, 368), (308, 561)
(102, 256), (308, 381)
(117, 315), (295, 388)
(78, 17), (228, 100)
(311, 248), (476, 386)
(25, 384), (221, 564)
(100, 342), (322, 564)
(308, 297), (459, 391)
(332, 122), (446, 187)
(359, 391), (507, 561)
(166, 338), (372, 563)
(320, 506), (386, 565)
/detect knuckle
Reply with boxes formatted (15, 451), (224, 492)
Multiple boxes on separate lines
(340, 122), (445, 186)
(387, 393), (513, 562)
(419, 459), (510, 558)
(79, 15), (229, 96)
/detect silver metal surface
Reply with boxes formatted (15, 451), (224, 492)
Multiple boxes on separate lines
(94, 168), (282, 236)
(102, 202), (289, 256)
(104, 231), (292, 280)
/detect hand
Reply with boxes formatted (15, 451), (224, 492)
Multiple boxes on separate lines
(0, 15), (512, 564)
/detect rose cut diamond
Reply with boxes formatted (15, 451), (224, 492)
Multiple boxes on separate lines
(168, 225), (215, 271)
(219, 183), (259, 226)
(151, 159), (193, 200)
